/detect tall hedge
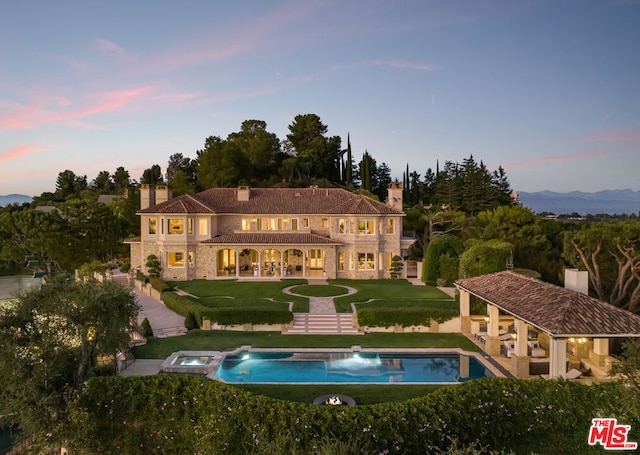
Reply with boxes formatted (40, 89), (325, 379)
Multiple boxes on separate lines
(458, 239), (512, 278)
(62, 375), (635, 454)
(424, 235), (464, 283)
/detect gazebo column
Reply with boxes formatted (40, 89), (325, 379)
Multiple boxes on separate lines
(485, 304), (501, 356)
(510, 319), (530, 378)
(459, 290), (471, 334)
(548, 338), (567, 378)
(590, 338), (610, 368)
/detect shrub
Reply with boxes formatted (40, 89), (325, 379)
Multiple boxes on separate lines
(459, 240), (512, 278)
(148, 277), (169, 293)
(136, 271), (147, 282)
(78, 261), (105, 277)
(389, 255), (403, 279)
(184, 311), (199, 330)
(140, 317), (153, 337)
(439, 252), (459, 284)
(145, 254), (161, 278)
(119, 259), (131, 273)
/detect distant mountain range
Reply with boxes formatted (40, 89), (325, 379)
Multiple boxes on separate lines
(3, 190), (640, 215)
(518, 189), (640, 215)
(0, 194), (33, 206)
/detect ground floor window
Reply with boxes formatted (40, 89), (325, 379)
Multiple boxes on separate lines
(338, 252), (345, 271)
(307, 249), (323, 268)
(168, 251), (185, 267)
(357, 252), (375, 270)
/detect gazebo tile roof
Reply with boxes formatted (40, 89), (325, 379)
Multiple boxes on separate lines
(201, 232), (340, 245)
(138, 187), (402, 216)
(455, 271), (640, 337)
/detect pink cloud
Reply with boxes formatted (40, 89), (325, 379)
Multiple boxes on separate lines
(0, 145), (55, 162)
(93, 38), (139, 63)
(0, 86), (153, 132)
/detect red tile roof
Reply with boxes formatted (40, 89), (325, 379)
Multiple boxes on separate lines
(201, 232), (340, 245)
(455, 271), (640, 337)
(138, 187), (403, 216)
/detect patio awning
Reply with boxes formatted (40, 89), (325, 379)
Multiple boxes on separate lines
(455, 271), (640, 338)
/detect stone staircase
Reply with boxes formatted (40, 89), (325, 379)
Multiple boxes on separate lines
(153, 325), (187, 338)
(283, 313), (362, 335)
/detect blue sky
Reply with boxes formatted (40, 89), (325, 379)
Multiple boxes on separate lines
(2, 0), (639, 196)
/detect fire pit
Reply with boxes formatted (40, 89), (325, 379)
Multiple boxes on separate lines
(313, 394), (356, 406)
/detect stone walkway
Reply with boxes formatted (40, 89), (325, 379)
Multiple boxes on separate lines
(134, 289), (186, 337)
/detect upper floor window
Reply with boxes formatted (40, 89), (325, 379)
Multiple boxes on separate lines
(322, 218), (329, 228)
(241, 219), (251, 231)
(188, 218), (194, 235)
(386, 219), (394, 234)
(198, 219), (208, 236)
(302, 218), (309, 228)
(168, 219), (184, 235)
(148, 218), (157, 235)
(338, 218), (346, 234)
(357, 220), (374, 235)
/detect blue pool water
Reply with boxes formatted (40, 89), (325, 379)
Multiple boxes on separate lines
(214, 351), (492, 383)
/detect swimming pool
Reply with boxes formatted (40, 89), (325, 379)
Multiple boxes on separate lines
(213, 349), (495, 384)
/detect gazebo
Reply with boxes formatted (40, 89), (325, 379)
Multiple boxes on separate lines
(455, 270), (640, 379)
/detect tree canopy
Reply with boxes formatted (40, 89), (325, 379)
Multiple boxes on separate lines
(0, 279), (138, 442)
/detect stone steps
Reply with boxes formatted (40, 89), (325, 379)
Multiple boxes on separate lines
(283, 313), (362, 335)
(153, 325), (187, 338)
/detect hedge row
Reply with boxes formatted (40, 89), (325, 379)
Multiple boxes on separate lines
(200, 307), (293, 325)
(61, 375), (636, 454)
(357, 307), (459, 327)
(161, 292), (207, 319)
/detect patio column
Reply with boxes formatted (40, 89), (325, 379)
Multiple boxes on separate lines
(511, 318), (530, 378)
(302, 249), (307, 277)
(485, 304), (501, 356)
(548, 338), (567, 378)
(590, 338), (610, 368)
(459, 290), (471, 334)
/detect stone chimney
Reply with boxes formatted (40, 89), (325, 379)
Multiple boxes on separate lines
(237, 186), (250, 202)
(155, 185), (172, 204)
(140, 184), (155, 210)
(564, 268), (589, 295)
(387, 182), (403, 212)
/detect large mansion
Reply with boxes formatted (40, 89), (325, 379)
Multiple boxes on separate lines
(126, 184), (414, 281)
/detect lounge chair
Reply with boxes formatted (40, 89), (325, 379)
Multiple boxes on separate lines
(564, 368), (582, 380)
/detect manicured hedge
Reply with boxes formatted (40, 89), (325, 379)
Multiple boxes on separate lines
(357, 307), (459, 327)
(161, 292), (207, 319)
(200, 307), (293, 325)
(148, 277), (169, 293)
(61, 375), (636, 454)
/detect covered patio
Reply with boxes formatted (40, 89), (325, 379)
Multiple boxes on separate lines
(455, 270), (640, 379)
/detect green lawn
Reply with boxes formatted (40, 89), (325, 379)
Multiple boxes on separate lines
(332, 279), (454, 312)
(358, 299), (458, 310)
(170, 278), (309, 312)
(133, 330), (480, 359)
(287, 284), (349, 297)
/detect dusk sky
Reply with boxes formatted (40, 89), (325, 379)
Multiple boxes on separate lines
(2, 0), (639, 197)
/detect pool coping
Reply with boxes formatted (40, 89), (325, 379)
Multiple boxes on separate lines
(202, 345), (506, 384)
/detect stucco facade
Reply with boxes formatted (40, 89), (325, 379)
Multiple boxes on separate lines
(126, 184), (413, 281)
